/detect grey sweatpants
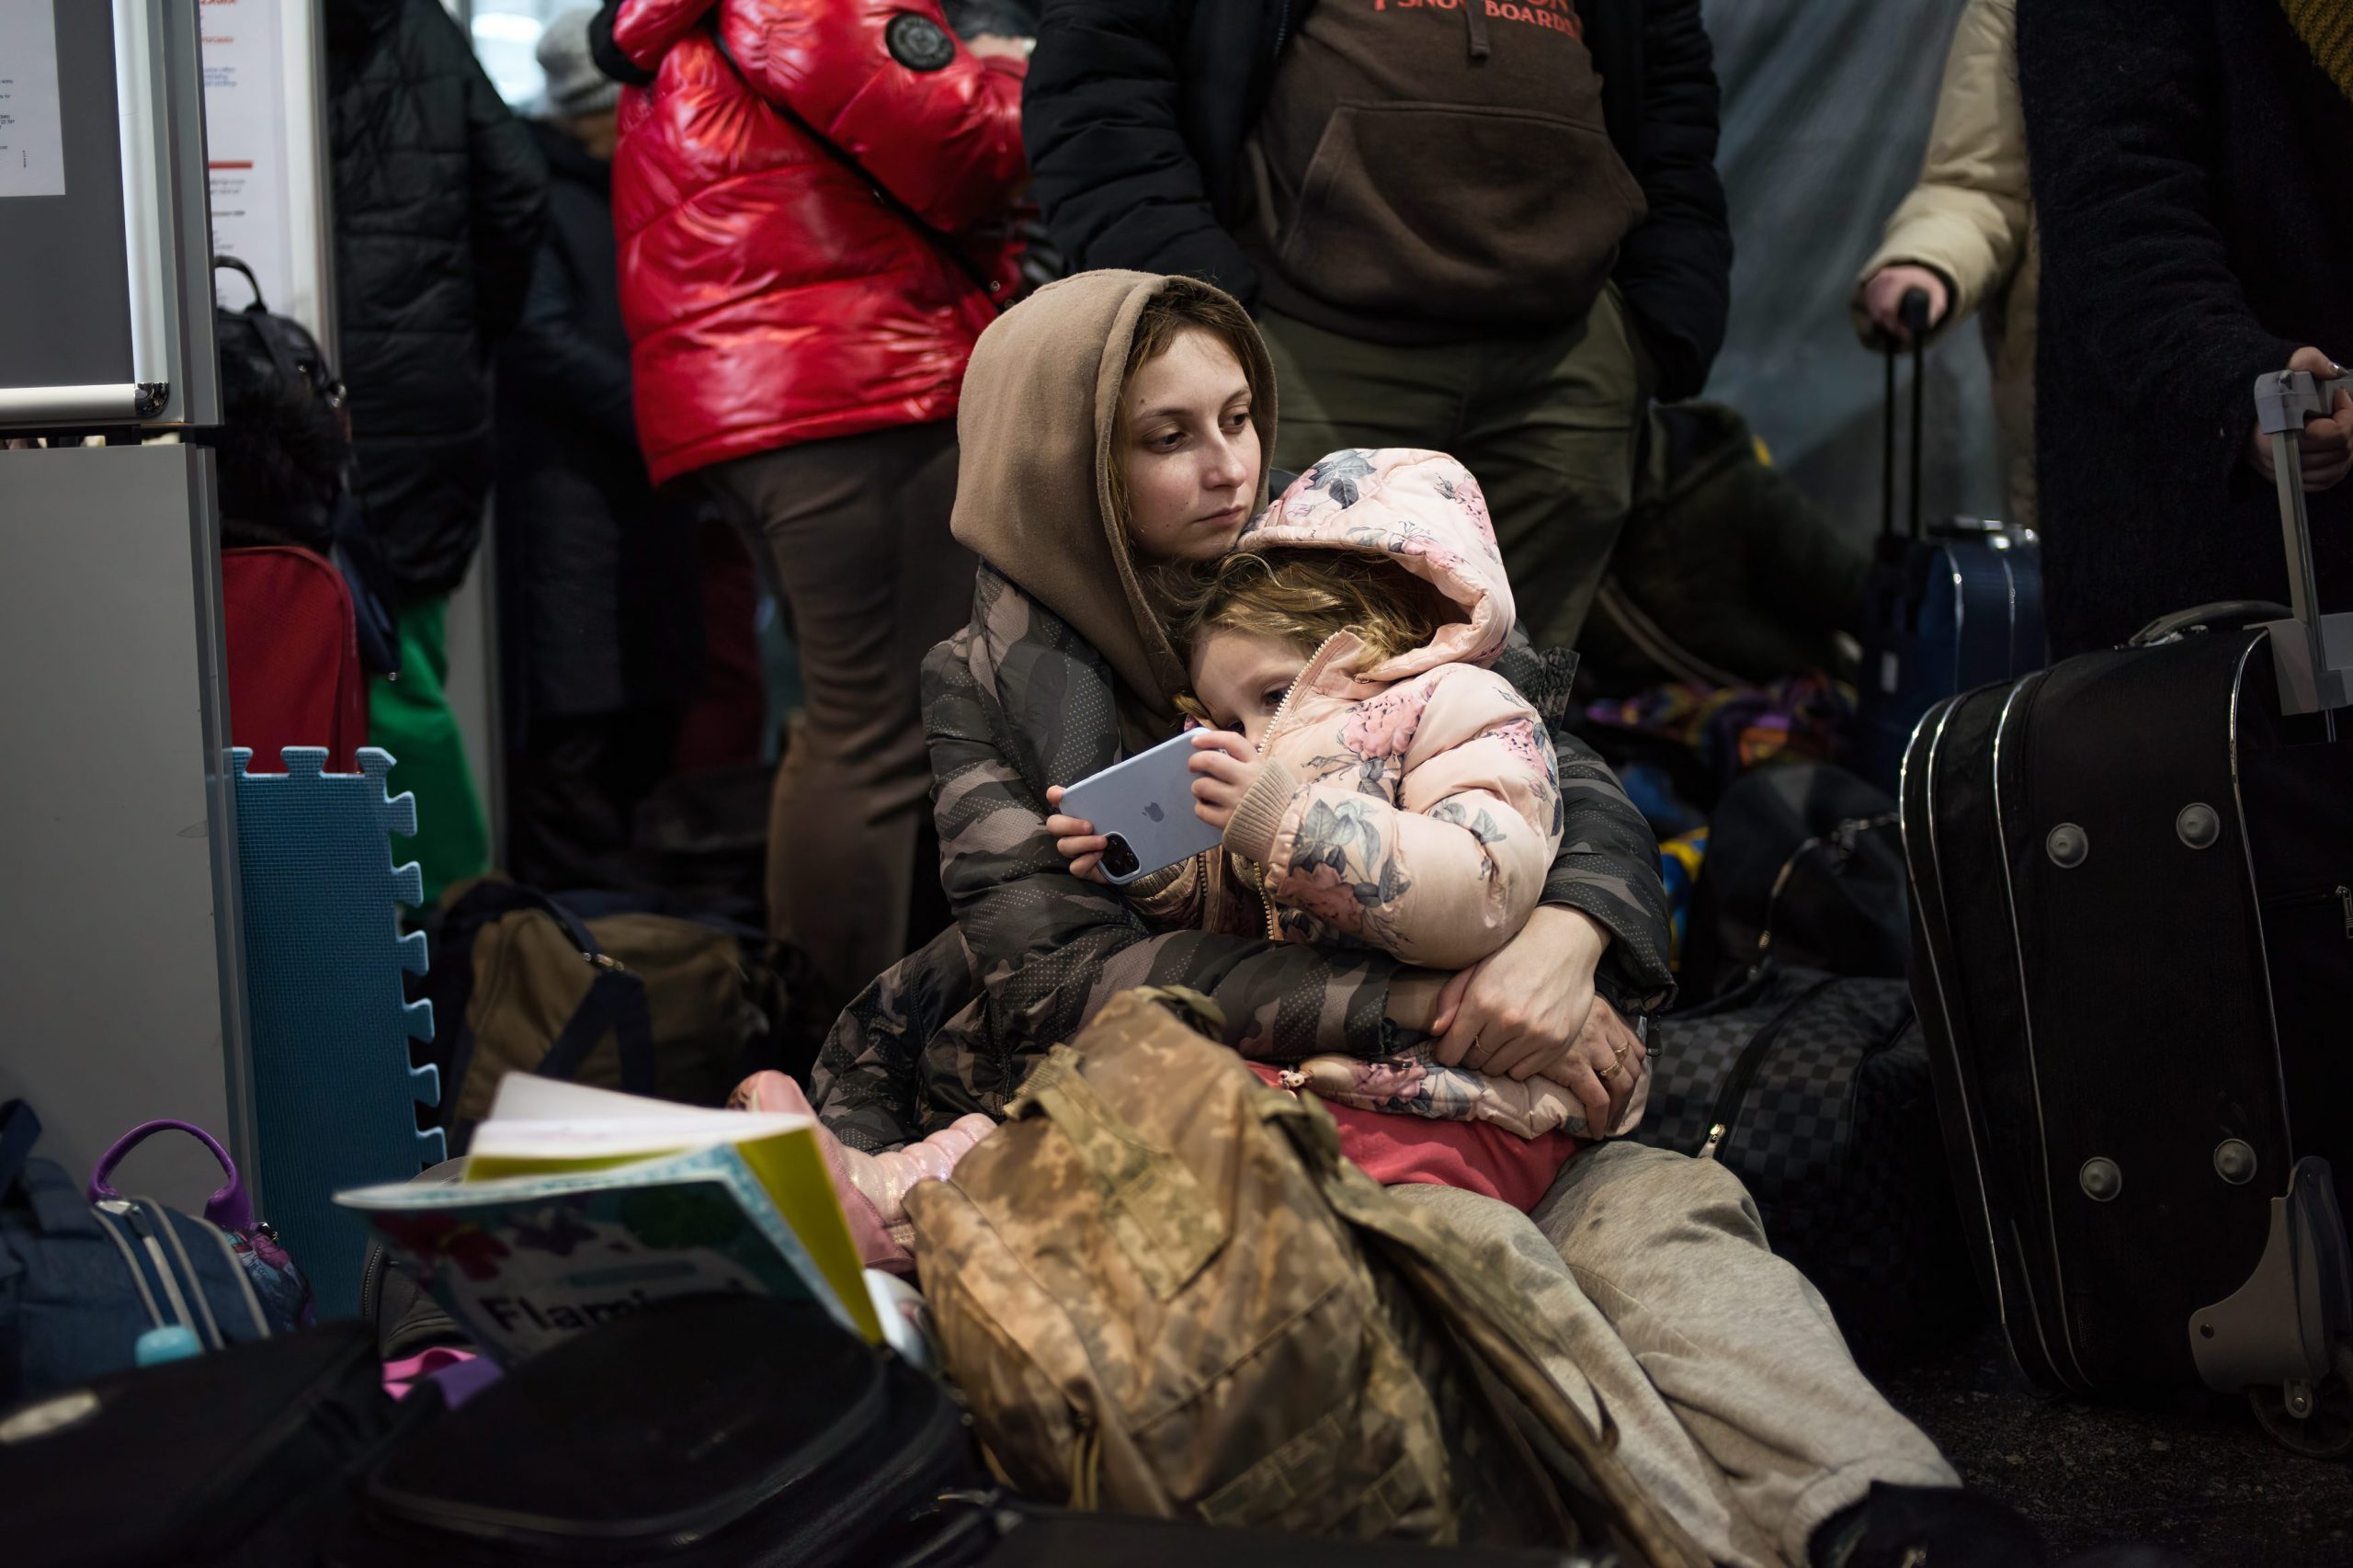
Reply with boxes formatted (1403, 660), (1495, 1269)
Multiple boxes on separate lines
(1391, 1142), (1957, 1568)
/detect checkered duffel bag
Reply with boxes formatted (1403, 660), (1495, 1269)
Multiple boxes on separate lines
(1634, 961), (1980, 1365)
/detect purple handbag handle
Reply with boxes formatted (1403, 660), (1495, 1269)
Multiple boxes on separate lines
(88, 1120), (251, 1232)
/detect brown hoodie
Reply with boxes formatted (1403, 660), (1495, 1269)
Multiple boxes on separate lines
(949, 269), (1279, 735)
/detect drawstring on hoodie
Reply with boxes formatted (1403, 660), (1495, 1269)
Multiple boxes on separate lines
(1462, 0), (1492, 62)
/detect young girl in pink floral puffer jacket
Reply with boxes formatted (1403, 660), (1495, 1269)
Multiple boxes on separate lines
(1115, 448), (1642, 1209)
(738, 449), (1631, 1261)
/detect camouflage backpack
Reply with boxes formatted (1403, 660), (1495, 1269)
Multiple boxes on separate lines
(905, 991), (1705, 1563)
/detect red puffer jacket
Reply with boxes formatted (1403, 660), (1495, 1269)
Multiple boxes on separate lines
(610, 0), (1027, 485)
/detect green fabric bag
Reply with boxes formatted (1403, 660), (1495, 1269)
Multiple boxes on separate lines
(367, 596), (490, 907)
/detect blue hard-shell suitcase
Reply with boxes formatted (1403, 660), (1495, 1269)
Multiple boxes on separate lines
(1850, 289), (2045, 792)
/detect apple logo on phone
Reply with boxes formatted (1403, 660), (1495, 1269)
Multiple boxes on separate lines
(1143, 801), (1165, 824)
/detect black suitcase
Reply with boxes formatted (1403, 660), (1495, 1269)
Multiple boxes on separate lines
(335, 1293), (983, 1567)
(1901, 369), (2353, 1441)
(1635, 964), (1978, 1366)
(0, 1322), (411, 1568)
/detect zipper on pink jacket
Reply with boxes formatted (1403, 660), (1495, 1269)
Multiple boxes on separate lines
(1256, 632), (1354, 757)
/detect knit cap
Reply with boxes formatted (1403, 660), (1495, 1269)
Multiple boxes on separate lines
(537, 7), (620, 118)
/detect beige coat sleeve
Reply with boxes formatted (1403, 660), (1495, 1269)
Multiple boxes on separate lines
(1228, 668), (1564, 971)
(1851, 0), (2027, 340)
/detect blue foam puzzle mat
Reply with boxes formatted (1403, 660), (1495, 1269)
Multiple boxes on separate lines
(233, 746), (439, 1320)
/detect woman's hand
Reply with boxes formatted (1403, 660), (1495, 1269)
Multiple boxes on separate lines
(1188, 731), (1263, 831)
(2246, 347), (2352, 493)
(1564, 996), (1649, 1138)
(1043, 785), (1108, 882)
(1862, 264), (1949, 346)
(1428, 907), (1641, 1136)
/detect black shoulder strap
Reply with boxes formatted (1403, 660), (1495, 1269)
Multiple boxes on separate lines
(535, 962), (658, 1096)
(703, 20), (1006, 312)
(438, 884), (660, 1105)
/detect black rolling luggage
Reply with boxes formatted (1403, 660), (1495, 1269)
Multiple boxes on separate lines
(1902, 370), (2353, 1441)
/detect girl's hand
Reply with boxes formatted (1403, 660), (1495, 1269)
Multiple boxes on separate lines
(1043, 785), (1109, 882)
(1187, 731), (1262, 831)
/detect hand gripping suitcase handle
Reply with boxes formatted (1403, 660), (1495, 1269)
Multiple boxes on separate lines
(1880, 290), (1934, 543)
(2252, 369), (2353, 716)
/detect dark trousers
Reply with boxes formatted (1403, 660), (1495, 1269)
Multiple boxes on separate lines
(506, 706), (684, 893)
(1257, 283), (1653, 648)
(697, 421), (975, 1008)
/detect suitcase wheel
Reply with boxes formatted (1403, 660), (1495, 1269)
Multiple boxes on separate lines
(2248, 1339), (2353, 1460)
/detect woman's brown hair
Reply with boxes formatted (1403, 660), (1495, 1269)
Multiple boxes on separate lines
(1170, 547), (1456, 701)
(1101, 278), (1270, 540)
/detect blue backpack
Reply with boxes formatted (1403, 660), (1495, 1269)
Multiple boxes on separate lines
(0, 1102), (313, 1408)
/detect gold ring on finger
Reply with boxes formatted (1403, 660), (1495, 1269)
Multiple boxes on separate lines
(1597, 1059), (1620, 1081)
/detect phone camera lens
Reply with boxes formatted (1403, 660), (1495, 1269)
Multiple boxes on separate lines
(1101, 834), (1140, 879)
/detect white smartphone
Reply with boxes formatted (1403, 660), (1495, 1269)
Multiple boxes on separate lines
(1061, 733), (1225, 884)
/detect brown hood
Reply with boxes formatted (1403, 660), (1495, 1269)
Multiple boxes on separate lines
(950, 270), (1277, 733)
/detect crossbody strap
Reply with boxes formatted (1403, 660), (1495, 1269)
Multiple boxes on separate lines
(703, 19), (1007, 312)
(444, 885), (658, 1111)
(535, 960), (659, 1097)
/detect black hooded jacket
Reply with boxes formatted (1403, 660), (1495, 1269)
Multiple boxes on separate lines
(2018, 0), (2353, 656)
(494, 122), (703, 728)
(1022, 0), (1731, 400)
(326, 0), (547, 600)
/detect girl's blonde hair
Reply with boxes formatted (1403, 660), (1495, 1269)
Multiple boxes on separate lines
(1102, 279), (1269, 541)
(1171, 548), (1454, 699)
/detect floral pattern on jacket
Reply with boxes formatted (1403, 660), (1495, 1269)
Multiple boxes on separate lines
(1221, 452), (1563, 971)
(810, 532), (1676, 1153)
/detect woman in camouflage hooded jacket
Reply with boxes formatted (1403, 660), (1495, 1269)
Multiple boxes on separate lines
(807, 269), (1972, 1568)
(812, 270), (1675, 1153)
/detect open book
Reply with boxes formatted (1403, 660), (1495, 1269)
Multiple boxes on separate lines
(336, 1077), (881, 1363)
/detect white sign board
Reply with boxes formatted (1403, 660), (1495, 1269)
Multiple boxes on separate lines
(0, 0), (68, 198)
(199, 0), (331, 343)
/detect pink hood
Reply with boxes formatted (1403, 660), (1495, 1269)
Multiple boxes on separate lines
(1236, 449), (1514, 682)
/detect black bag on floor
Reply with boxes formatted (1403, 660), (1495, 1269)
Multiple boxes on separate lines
(1901, 370), (2353, 1421)
(355, 1159), (470, 1364)
(0, 1322), (408, 1568)
(1581, 402), (1869, 695)
(1680, 762), (1906, 1000)
(340, 1294), (982, 1567)
(1634, 965), (1979, 1365)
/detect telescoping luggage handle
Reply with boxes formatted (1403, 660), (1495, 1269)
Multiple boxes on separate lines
(1880, 290), (1934, 544)
(2254, 369), (2353, 721)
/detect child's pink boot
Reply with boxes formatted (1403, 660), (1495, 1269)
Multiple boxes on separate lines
(726, 1072), (994, 1277)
